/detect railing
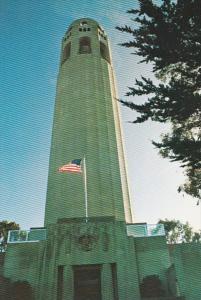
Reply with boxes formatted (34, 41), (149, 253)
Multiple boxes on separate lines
(142, 297), (185, 300)
(7, 224), (164, 243)
(7, 228), (47, 243)
(127, 223), (165, 237)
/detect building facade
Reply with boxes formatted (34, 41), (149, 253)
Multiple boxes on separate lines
(2, 18), (201, 300)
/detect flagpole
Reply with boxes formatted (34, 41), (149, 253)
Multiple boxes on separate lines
(83, 156), (88, 222)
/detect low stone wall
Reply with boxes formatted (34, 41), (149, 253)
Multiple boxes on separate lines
(169, 243), (201, 300)
(142, 297), (185, 300)
(134, 235), (172, 295)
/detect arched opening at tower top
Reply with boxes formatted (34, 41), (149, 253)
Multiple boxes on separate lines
(79, 37), (91, 54)
(62, 42), (71, 63)
(100, 41), (110, 63)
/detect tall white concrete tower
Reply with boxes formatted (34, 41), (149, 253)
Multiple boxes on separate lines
(44, 18), (133, 225)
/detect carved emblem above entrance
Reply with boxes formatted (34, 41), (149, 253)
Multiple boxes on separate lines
(78, 234), (98, 252)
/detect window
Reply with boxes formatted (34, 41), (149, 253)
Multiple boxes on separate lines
(79, 27), (91, 32)
(73, 264), (102, 300)
(100, 41), (110, 63)
(98, 25), (103, 32)
(62, 42), (71, 63)
(79, 37), (91, 54)
(111, 263), (119, 300)
(57, 265), (64, 300)
(80, 21), (88, 25)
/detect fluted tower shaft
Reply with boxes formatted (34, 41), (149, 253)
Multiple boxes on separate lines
(44, 18), (133, 225)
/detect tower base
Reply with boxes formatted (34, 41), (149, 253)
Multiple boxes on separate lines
(3, 218), (186, 300)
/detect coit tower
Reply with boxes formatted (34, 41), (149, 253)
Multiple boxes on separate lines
(44, 18), (133, 225)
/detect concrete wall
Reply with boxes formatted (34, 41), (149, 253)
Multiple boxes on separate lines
(3, 241), (42, 293)
(135, 236), (172, 295)
(4, 224), (201, 300)
(169, 243), (201, 300)
(37, 220), (141, 300)
(3, 220), (141, 300)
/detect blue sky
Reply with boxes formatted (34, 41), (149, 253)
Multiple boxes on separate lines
(1, 0), (199, 230)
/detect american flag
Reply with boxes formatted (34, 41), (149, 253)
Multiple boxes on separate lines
(58, 159), (82, 173)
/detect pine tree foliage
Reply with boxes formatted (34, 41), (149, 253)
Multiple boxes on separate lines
(158, 219), (201, 243)
(116, 0), (201, 199)
(0, 220), (20, 251)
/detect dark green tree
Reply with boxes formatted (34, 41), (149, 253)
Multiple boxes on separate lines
(140, 275), (165, 297)
(11, 281), (34, 300)
(0, 275), (11, 300)
(0, 278), (34, 300)
(158, 219), (201, 243)
(0, 221), (20, 252)
(116, 0), (201, 199)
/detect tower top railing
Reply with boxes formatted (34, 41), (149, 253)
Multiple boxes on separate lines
(127, 223), (165, 238)
(7, 228), (46, 244)
(6, 224), (165, 244)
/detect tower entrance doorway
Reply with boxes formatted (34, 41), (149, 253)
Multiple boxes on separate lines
(73, 264), (102, 300)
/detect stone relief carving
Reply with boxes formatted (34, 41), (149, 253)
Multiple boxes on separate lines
(45, 222), (111, 254)
(77, 234), (98, 251)
(102, 231), (110, 252)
